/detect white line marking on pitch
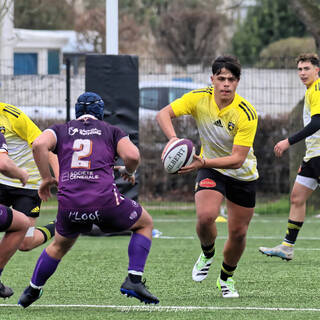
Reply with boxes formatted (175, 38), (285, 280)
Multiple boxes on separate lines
(153, 218), (320, 223)
(155, 235), (320, 241)
(1, 304), (320, 312)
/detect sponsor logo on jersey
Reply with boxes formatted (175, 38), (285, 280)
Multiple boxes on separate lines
(228, 121), (235, 131)
(129, 210), (138, 220)
(214, 119), (223, 127)
(131, 200), (139, 208)
(69, 127), (79, 135)
(69, 170), (99, 180)
(68, 127), (102, 136)
(199, 178), (216, 188)
(69, 210), (100, 222)
(61, 170), (100, 182)
(0, 126), (5, 134)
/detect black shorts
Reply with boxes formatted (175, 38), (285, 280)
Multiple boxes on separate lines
(195, 168), (257, 208)
(298, 156), (320, 183)
(0, 184), (41, 218)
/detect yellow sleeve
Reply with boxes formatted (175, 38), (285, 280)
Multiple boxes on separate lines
(9, 110), (42, 147)
(309, 88), (320, 117)
(170, 88), (210, 117)
(234, 115), (258, 147)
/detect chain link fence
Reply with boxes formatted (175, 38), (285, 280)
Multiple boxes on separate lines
(0, 57), (313, 213)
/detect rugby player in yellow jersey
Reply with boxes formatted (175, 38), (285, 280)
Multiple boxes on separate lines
(0, 131), (30, 298)
(259, 53), (320, 261)
(0, 103), (58, 251)
(156, 55), (258, 298)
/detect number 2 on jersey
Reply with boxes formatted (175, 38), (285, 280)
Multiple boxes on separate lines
(71, 139), (92, 169)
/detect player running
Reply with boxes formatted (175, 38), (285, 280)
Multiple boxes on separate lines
(157, 55), (259, 298)
(259, 53), (320, 261)
(18, 92), (159, 308)
(0, 102), (58, 251)
(0, 132), (30, 298)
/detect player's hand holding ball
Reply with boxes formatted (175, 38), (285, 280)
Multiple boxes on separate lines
(162, 138), (197, 174)
(161, 136), (179, 161)
(178, 153), (205, 174)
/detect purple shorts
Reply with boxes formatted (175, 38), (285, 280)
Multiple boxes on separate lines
(55, 197), (142, 238)
(0, 204), (13, 232)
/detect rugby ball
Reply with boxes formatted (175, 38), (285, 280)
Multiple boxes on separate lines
(162, 139), (195, 174)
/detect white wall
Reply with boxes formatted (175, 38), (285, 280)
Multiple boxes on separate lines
(0, 0), (14, 75)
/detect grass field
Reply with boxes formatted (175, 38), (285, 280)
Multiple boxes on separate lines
(1, 203), (320, 320)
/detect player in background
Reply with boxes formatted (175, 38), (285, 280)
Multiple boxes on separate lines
(18, 92), (159, 308)
(0, 132), (30, 298)
(157, 56), (259, 298)
(259, 53), (320, 261)
(0, 103), (58, 251)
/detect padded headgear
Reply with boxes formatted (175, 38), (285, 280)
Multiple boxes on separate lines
(75, 92), (104, 120)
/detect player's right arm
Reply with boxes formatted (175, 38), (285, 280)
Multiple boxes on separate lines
(0, 153), (29, 186)
(157, 89), (202, 158)
(156, 105), (180, 159)
(0, 132), (29, 185)
(32, 130), (58, 201)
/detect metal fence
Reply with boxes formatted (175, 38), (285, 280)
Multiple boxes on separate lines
(0, 57), (310, 211)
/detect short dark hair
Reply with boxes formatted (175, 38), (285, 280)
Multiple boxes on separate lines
(212, 55), (241, 80)
(296, 53), (320, 67)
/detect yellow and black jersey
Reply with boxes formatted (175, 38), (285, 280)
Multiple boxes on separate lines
(303, 78), (320, 161)
(171, 86), (259, 181)
(0, 103), (41, 189)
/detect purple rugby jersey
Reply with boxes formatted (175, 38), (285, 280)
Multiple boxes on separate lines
(49, 117), (127, 209)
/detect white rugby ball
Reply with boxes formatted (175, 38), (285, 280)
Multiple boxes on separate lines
(162, 138), (195, 174)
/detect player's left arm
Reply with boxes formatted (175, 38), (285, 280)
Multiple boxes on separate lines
(180, 117), (256, 173)
(202, 114), (257, 169)
(179, 144), (250, 174)
(116, 136), (140, 185)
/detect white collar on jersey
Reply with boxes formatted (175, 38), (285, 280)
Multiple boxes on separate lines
(77, 114), (98, 120)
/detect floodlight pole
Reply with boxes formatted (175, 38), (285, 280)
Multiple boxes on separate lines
(106, 0), (118, 54)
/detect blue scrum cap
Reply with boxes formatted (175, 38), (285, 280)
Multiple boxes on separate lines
(75, 92), (104, 120)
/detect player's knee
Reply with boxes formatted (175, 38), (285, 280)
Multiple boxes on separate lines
(142, 211), (154, 229)
(18, 239), (34, 252)
(197, 211), (216, 227)
(229, 228), (247, 243)
(290, 193), (306, 207)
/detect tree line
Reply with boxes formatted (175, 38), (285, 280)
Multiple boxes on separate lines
(11, 0), (320, 66)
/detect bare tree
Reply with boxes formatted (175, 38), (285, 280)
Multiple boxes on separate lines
(154, 1), (225, 66)
(288, 0), (320, 55)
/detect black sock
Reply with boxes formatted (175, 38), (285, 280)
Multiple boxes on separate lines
(36, 221), (55, 243)
(283, 219), (303, 245)
(201, 243), (215, 259)
(129, 273), (142, 283)
(220, 262), (237, 281)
